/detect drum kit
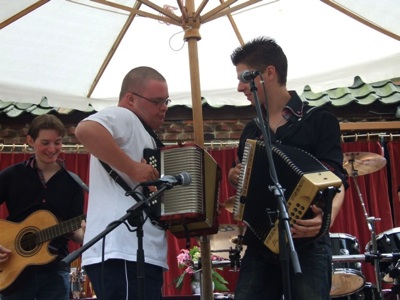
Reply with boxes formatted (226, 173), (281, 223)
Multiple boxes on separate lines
(209, 223), (246, 271)
(209, 151), (399, 299)
(330, 152), (400, 300)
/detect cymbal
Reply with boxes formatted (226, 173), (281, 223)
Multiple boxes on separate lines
(209, 224), (247, 260)
(223, 196), (235, 213)
(383, 273), (394, 283)
(343, 152), (386, 176)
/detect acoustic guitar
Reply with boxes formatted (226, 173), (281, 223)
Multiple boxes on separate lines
(0, 210), (85, 291)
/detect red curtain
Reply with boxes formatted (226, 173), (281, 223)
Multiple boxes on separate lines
(387, 141), (400, 227)
(2, 142), (399, 296)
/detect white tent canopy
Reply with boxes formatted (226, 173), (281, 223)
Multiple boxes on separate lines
(1, 0), (400, 112)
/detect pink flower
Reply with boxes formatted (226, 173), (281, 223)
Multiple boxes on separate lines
(173, 246), (228, 292)
(177, 249), (190, 267)
(185, 266), (195, 274)
(211, 255), (224, 261)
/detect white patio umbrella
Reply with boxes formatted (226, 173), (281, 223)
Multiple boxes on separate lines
(1, 1), (400, 297)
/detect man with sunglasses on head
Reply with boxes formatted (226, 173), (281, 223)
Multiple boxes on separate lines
(75, 66), (171, 300)
(228, 37), (348, 300)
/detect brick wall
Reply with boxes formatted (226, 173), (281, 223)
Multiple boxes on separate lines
(2, 114), (399, 152)
(157, 120), (246, 143)
(0, 119), (249, 152)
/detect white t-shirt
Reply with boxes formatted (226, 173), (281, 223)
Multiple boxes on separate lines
(81, 106), (168, 270)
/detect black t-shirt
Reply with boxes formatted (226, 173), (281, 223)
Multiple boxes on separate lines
(0, 157), (84, 293)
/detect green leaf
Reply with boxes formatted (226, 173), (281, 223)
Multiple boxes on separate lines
(213, 280), (229, 292)
(212, 270), (228, 284)
(212, 270), (229, 292)
(173, 272), (186, 290)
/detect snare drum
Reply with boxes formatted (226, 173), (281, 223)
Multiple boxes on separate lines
(330, 233), (365, 298)
(366, 227), (400, 278)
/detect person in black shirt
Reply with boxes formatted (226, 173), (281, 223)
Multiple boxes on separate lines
(228, 36), (348, 300)
(0, 114), (85, 300)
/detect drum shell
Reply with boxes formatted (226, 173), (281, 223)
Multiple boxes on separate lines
(330, 233), (365, 298)
(366, 227), (400, 274)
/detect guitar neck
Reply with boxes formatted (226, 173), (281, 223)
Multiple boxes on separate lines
(36, 215), (85, 244)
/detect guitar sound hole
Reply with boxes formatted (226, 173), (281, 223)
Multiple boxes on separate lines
(16, 227), (40, 256)
(21, 232), (37, 251)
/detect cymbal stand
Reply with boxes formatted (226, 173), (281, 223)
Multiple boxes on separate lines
(229, 231), (244, 272)
(349, 159), (383, 299)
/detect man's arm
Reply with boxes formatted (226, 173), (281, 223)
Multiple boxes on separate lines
(330, 184), (345, 227)
(75, 120), (159, 183)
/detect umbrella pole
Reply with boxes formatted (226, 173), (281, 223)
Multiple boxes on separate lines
(184, 1), (212, 298)
(186, 36), (205, 147)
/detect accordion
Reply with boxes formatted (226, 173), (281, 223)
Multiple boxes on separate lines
(144, 144), (221, 238)
(233, 139), (342, 253)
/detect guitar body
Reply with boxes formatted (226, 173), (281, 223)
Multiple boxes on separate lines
(0, 210), (85, 291)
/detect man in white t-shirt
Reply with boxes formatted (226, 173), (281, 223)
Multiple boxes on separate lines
(75, 66), (171, 300)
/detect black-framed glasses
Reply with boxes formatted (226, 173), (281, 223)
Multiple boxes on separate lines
(129, 92), (171, 107)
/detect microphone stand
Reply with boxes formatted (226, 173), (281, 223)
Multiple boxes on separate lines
(60, 184), (171, 300)
(249, 79), (301, 300)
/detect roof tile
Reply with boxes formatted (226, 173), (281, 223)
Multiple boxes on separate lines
(0, 77), (399, 118)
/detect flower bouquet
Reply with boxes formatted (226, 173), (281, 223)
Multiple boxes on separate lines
(174, 246), (229, 292)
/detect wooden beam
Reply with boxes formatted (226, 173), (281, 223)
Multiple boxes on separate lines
(0, 0), (50, 30)
(340, 121), (400, 132)
(321, 0), (400, 41)
(87, 1), (142, 97)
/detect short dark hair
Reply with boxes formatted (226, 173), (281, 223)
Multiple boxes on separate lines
(28, 114), (66, 140)
(231, 36), (288, 85)
(119, 66), (166, 101)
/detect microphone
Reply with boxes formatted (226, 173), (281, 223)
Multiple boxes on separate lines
(140, 172), (192, 187)
(240, 70), (261, 83)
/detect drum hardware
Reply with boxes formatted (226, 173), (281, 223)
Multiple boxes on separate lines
(343, 152), (387, 299)
(366, 230), (400, 285)
(209, 224), (247, 262)
(223, 196), (251, 266)
(229, 235), (244, 271)
(384, 260), (400, 299)
(193, 259), (240, 270)
(332, 253), (394, 263)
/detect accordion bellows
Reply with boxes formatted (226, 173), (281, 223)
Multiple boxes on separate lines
(233, 139), (342, 253)
(144, 144), (221, 238)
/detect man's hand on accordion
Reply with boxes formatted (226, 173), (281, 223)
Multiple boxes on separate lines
(134, 158), (160, 184)
(290, 204), (324, 238)
(228, 163), (242, 187)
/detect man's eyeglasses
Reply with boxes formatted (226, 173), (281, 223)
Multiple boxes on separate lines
(129, 92), (171, 107)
